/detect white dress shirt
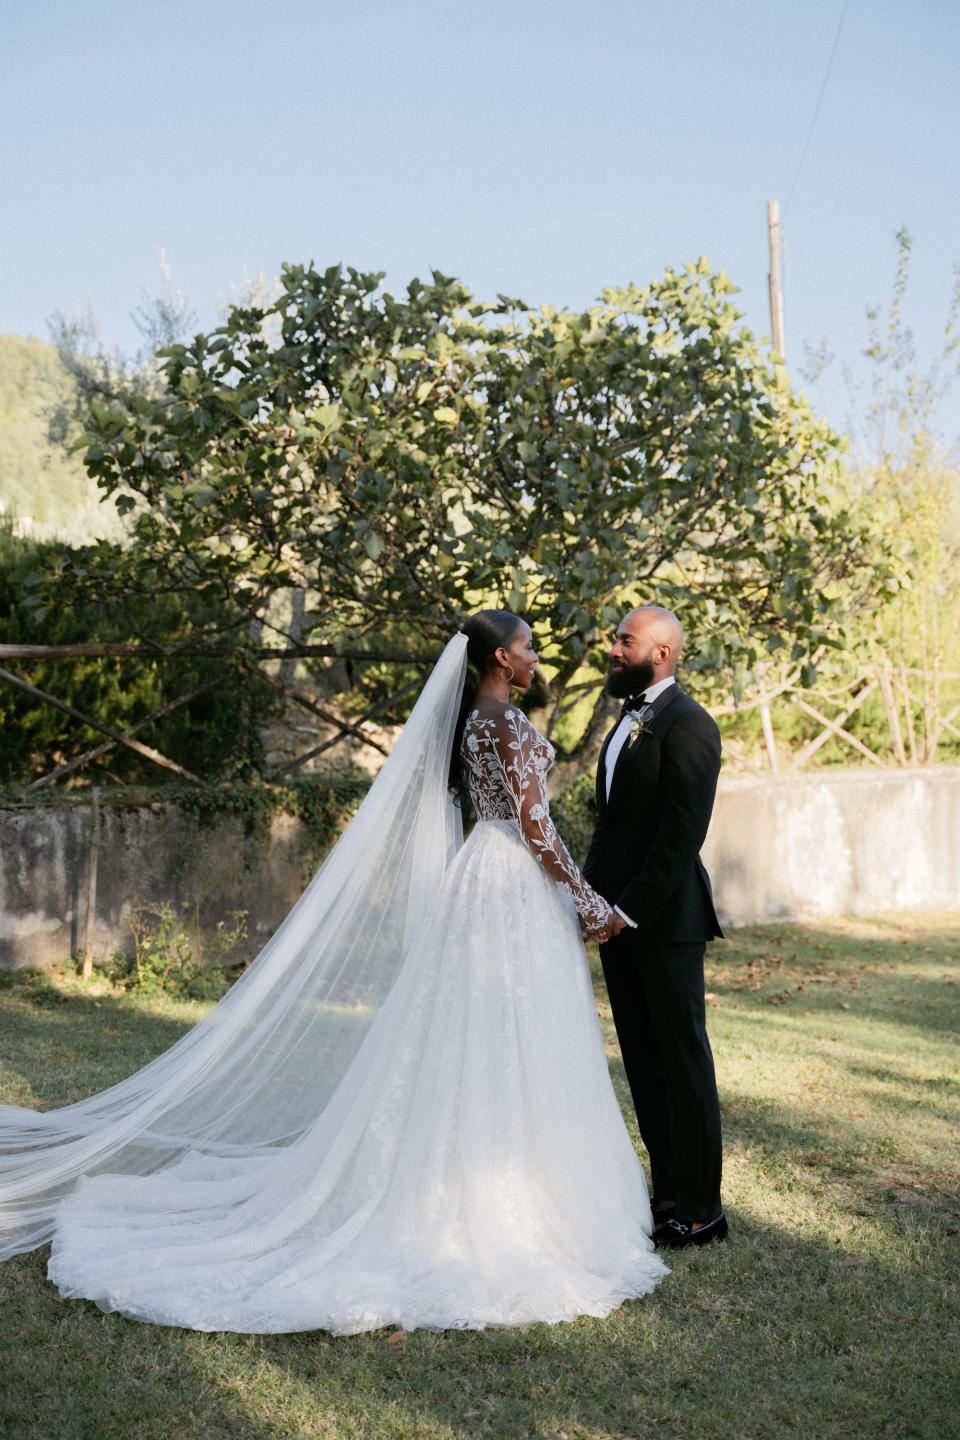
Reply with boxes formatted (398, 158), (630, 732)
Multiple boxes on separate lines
(604, 675), (676, 800)
(604, 674), (676, 929)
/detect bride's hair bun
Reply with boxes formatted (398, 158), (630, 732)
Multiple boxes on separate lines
(460, 610), (523, 673)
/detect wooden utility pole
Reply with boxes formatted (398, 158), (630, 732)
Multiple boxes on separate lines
(767, 199), (786, 369)
(81, 787), (100, 981)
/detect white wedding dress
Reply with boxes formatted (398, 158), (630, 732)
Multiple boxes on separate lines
(4, 640), (667, 1333)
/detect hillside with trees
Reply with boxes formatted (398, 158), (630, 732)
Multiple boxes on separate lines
(0, 335), (122, 543)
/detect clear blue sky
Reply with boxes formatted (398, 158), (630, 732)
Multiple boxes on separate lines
(2, 0), (958, 443)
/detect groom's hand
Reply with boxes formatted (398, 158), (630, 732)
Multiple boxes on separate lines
(584, 911), (627, 944)
(606, 911), (628, 939)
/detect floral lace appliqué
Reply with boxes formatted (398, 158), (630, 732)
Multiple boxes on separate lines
(462, 708), (611, 932)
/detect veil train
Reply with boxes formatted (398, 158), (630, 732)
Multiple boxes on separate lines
(0, 634), (469, 1262)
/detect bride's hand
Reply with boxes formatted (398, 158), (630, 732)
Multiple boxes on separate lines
(585, 911), (625, 944)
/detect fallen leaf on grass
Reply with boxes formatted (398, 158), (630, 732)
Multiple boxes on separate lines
(840, 1257), (865, 1268)
(387, 1328), (406, 1352)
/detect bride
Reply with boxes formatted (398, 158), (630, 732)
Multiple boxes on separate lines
(0, 610), (667, 1334)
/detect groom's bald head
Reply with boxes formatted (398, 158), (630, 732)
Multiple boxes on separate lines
(620, 606), (684, 672)
(627, 601), (687, 659)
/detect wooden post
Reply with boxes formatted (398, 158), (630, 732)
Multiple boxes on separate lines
(759, 701), (779, 772)
(81, 787), (100, 981)
(878, 668), (907, 766)
(767, 199), (786, 370)
(928, 652), (943, 762)
(919, 598), (934, 762)
(899, 666), (918, 764)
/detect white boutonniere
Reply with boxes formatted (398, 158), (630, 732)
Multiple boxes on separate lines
(625, 705), (654, 744)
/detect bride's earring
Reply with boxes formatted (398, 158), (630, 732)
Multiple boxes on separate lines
(500, 664), (515, 684)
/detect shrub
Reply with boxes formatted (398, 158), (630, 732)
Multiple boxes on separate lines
(0, 516), (281, 786)
(551, 773), (597, 863)
(100, 901), (247, 1000)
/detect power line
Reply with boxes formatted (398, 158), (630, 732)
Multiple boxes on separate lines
(784, 0), (851, 215)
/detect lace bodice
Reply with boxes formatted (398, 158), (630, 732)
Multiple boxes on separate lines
(461, 707), (612, 932)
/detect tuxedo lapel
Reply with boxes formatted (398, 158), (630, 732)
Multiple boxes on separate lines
(605, 685), (684, 817)
(645, 682), (685, 724)
(595, 722), (618, 816)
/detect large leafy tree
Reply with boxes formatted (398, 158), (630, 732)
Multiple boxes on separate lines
(44, 258), (895, 760)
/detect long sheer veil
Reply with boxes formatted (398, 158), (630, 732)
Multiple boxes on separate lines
(0, 633), (469, 1262)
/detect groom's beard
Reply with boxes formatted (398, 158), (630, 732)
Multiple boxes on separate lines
(606, 657), (656, 700)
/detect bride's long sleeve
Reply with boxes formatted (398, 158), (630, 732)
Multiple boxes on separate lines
(466, 708), (612, 932)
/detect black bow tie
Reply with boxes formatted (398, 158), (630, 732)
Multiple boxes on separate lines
(619, 694), (650, 719)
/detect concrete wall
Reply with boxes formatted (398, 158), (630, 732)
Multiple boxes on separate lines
(703, 764), (960, 927)
(2, 765), (958, 969)
(0, 802), (311, 971)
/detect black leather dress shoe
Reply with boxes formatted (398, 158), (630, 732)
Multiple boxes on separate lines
(652, 1212), (728, 1249)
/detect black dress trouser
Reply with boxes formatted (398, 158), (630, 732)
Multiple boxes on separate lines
(599, 932), (723, 1223)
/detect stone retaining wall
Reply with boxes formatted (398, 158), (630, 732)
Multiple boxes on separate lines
(2, 766), (958, 969)
(702, 764), (960, 926)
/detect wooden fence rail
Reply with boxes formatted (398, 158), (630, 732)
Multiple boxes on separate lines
(0, 642), (427, 788)
(713, 665), (960, 773)
(1, 644), (958, 788)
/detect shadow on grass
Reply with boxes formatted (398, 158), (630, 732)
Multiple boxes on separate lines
(3, 1204), (957, 1440)
(609, 1046), (958, 1248)
(1, 919), (959, 1437)
(0, 974), (197, 1108)
(719, 1088), (957, 1197)
(703, 920), (960, 1041)
(596, 919), (960, 1252)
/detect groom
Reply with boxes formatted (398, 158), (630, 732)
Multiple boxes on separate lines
(583, 605), (726, 1248)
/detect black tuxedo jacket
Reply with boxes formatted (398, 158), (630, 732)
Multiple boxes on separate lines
(583, 685), (724, 943)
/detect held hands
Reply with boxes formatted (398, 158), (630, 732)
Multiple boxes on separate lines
(583, 910), (628, 945)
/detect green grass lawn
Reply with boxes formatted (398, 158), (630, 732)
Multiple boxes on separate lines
(1, 912), (958, 1440)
